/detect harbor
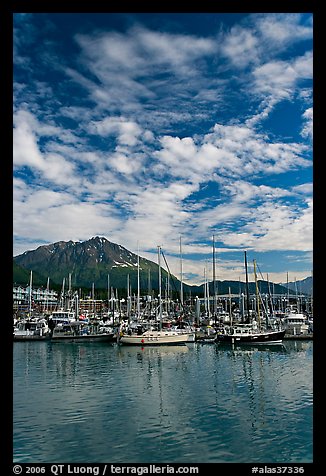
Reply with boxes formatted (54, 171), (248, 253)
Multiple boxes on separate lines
(13, 251), (313, 346)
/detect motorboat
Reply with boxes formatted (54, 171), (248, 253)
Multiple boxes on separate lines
(13, 319), (51, 341)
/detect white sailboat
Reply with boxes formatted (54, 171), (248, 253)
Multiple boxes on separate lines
(119, 245), (194, 345)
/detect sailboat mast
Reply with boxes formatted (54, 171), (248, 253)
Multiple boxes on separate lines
(206, 260), (211, 318)
(253, 259), (261, 330)
(267, 273), (275, 322)
(295, 277), (300, 312)
(167, 272), (170, 313)
(212, 235), (217, 319)
(180, 236), (184, 307)
(127, 274), (131, 323)
(107, 274), (110, 313)
(137, 242), (140, 319)
(204, 266), (207, 314)
(244, 251), (250, 322)
(59, 277), (65, 310)
(28, 270), (33, 316)
(111, 286), (115, 325)
(92, 282), (95, 318)
(287, 271), (290, 309)
(147, 269), (152, 319)
(75, 291), (79, 321)
(45, 276), (49, 314)
(158, 245), (162, 329)
(229, 286), (232, 326)
(148, 269), (151, 297)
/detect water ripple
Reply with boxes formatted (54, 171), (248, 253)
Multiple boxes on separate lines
(14, 341), (313, 463)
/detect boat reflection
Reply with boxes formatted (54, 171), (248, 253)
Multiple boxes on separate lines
(116, 344), (190, 359)
(216, 342), (287, 353)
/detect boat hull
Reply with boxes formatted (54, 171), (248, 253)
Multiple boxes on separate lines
(215, 329), (286, 344)
(13, 334), (51, 342)
(119, 331), (192, 345)
(50, 333), (116, 342)
(196, 336), (216, 344)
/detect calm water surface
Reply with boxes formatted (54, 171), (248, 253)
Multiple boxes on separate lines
(13, 340), (313, 463)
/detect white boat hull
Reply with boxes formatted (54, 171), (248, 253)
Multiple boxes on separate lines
(119, 330), (193, 345)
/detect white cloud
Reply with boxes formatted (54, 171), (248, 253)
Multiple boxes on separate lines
(255, 13), (312, 46)
(245, 50), (313, 127)
(89, 117), (143, 146)
(222, 200), (313, 253)
(219, 13), (312, 74)
(221, 26), (259, 68)
(205, 124), (311, 175)
(13, 187), (121, 248)
(292, 182), (313, 195)
(135, 26), (215, 70)
(108, 151), (143, 175)
(301, 107), (313, 140)
(13, 109), (80, 187)
(70, 26), (217, 119)
(13, 110), (44, 168)
(76, 26), (216, 77)
(251, 51), (312, 99)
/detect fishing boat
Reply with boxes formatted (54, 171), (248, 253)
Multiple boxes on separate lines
(13, 319), (51, 341)
(48, 309), (77, 325)
(49, 289), (115, 342)
(50, 321), (116, 342)
(282, 306), (310, 336)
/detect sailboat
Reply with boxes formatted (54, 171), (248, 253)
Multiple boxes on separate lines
(118, 246), (194, 345)
(215, 254), (285, 345)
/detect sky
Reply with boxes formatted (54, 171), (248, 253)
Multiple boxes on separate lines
(13, 12), (313, 286)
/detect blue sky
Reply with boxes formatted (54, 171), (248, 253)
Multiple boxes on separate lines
(13, 12), (313, 285)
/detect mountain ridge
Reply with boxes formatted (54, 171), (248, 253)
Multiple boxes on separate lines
(14, 236), (166, 292)
(13, 236), (310, 296)
(280, 276), (313, 295)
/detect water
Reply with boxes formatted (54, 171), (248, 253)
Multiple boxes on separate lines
(13, 340), (313, 463)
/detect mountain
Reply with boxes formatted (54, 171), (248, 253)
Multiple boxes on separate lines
(13, 260), (52, 287)
(13, 236), (299, 297)
(206, 280), (290, 296)
(13, 236), (173, 293)
(280, 276), (313, 295)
